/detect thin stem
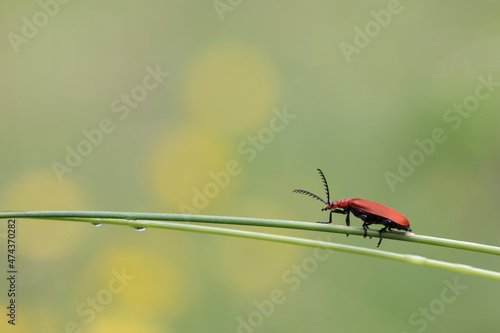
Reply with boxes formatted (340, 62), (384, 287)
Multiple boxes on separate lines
(18, 216), (500, 281)
(2, 210), (499, 256)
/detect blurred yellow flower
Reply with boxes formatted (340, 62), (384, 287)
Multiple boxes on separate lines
(87, 317), (163, 333)
(92, 246), (190, 319)
(183, 42), (279, 134)
(2, 169), (89, 260)
(145, 124), (235, 211)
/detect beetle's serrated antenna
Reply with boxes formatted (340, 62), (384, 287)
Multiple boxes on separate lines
(317, 168), (330, 203)
(292, 189), (328, 205)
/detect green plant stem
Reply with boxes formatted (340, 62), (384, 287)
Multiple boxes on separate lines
(9, 215), (500, 281)
(2, 210), (499, 256)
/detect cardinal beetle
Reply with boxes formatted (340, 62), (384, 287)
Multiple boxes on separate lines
(293, 169), (411, 247)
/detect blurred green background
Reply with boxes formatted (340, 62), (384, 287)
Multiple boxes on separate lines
(1, 1), (500, 332)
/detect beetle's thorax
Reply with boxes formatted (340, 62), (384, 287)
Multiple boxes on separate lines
(325, 198), (351, 210)
(337, 198), (352, 208)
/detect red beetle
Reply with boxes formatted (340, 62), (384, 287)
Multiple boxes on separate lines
(293, 169), (411, 247)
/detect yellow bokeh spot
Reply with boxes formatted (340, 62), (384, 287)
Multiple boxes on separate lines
(92, 246), (189, 319)
(183, 42), (279, 133)
(214, 235), (303, 295)
(213, 199), (310, 295)
(1, 169), (88, 260)
(0, 317), (32, 333)
(2, 169), (86, 210)
(88, 317), (163, 333)
(145, 125), (234, 211)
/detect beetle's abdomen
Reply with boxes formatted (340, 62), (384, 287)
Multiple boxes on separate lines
(349, 198), (409, 227)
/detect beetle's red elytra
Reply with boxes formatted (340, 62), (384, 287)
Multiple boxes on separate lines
(293, 169), (412, 247)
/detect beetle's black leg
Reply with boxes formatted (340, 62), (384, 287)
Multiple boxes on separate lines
(362, 222), (369, 238)
(344, 211), (349, 237)
(330, 208), (347, 215)
(352, 209), (373, 239)
(317, 209), (334, 224)
(317, 209), (345, 224)
(345, 210), (350, 226)
(377, 227), (388, 247)
(363, 222), (372, 239)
